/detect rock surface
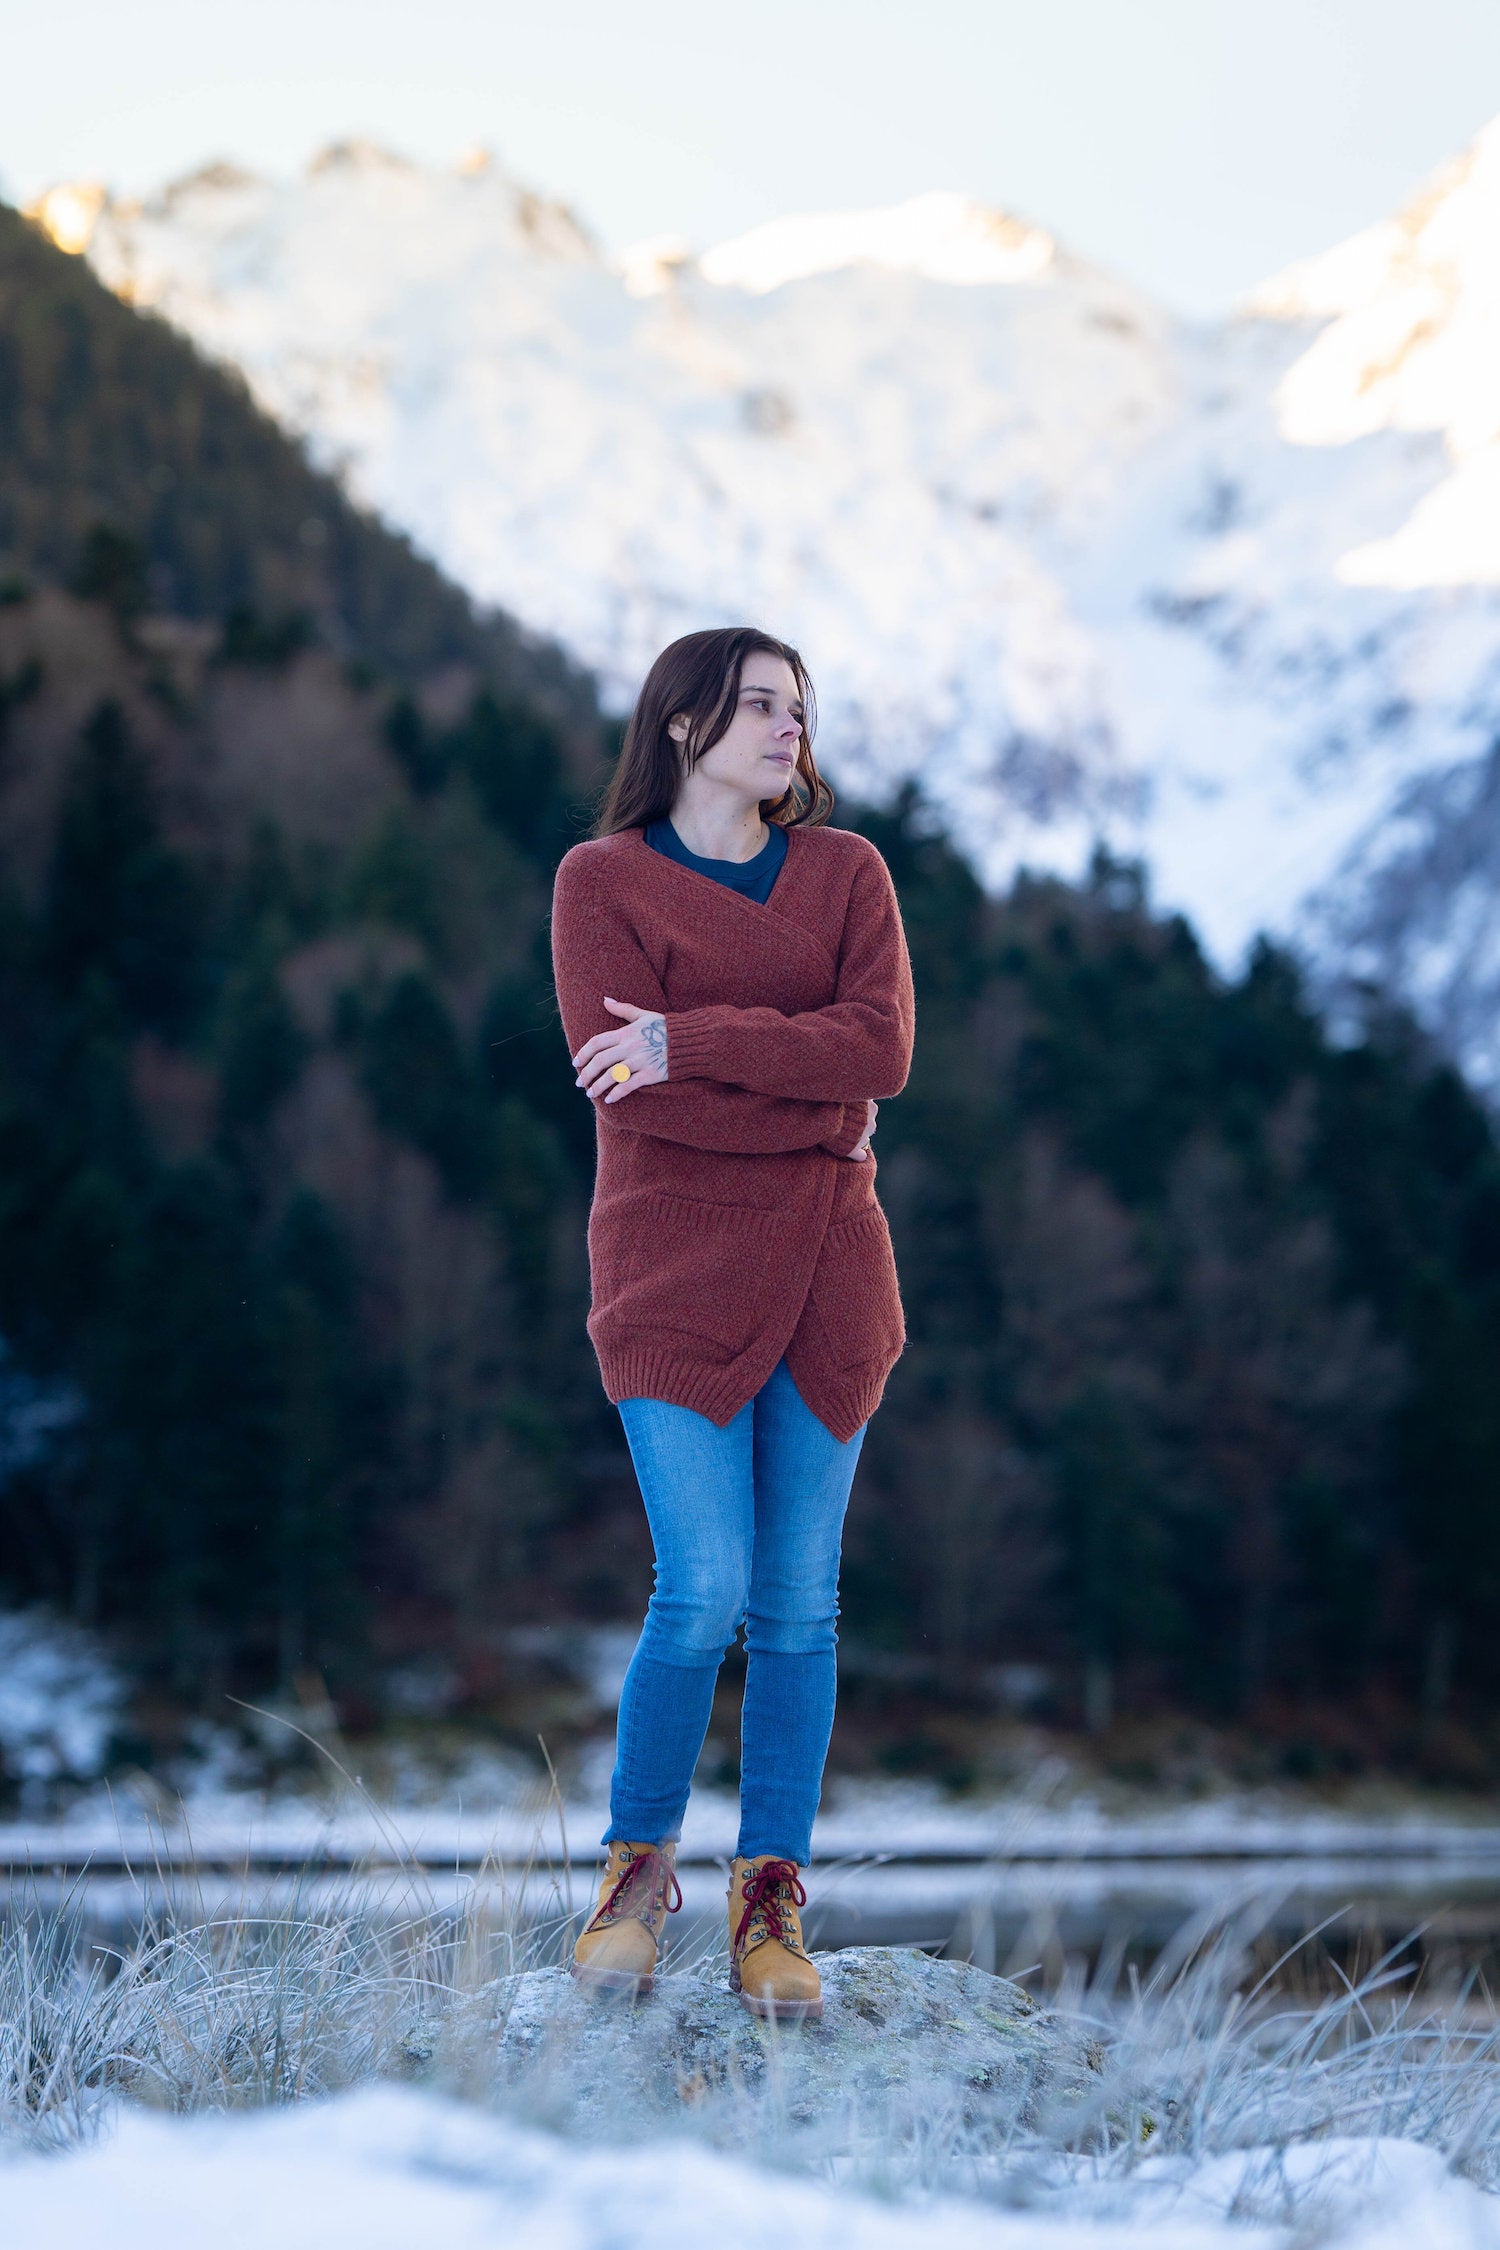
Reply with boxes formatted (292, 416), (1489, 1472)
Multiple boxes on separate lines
(469, 1947), (1102, 2134)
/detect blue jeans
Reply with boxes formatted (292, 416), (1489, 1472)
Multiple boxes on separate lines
(606, 1359), (867, 1865)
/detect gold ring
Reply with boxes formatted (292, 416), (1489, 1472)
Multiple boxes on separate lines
(610, 1062), (632, 1083)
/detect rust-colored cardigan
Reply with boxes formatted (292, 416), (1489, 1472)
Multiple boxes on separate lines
(550, 823), (915, 1440)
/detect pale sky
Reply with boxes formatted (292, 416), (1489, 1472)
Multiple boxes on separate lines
(3, 0), (1499, 315)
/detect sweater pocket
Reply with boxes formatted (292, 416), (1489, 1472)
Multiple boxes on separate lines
(802, 1204), (905, 1371)
(618, 1192), (790, 1360)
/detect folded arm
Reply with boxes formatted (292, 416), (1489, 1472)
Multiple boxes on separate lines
(662, 848), (914, 1102)
(551, 849), (869, 1158)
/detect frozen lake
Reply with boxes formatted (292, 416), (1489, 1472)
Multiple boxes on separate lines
(8, 1784), (1500, 1984)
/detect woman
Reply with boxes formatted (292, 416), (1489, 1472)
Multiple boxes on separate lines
(550, 626), (914, 2020)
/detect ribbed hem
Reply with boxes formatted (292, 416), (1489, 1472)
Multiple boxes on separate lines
(799, 1366), (886, 1446)
(601, 1345), (766, 1428)
(597, 1340), (889, 1444)
(781, 1327), (898, 1445)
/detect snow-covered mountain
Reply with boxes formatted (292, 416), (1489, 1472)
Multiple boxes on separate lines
(29, 128), (1500, 1088)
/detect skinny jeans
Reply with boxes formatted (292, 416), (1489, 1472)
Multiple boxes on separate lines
(605, 1358), (866, 1865)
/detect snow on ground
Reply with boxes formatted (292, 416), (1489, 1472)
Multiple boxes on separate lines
(11, 1762), (1500, 1870)
(4, 2086), (1497, 2250)
(32, 121), (1500, 1087)
(4, 1602), (1499, 1884)
(0, 1606), (120, 1797)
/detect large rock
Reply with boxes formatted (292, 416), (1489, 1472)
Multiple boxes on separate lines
(459, 1947), (1102, 2136)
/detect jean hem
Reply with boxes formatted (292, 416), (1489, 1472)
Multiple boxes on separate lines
(735, 1838), (814, 1865)
(602, 1820), (685, 1847)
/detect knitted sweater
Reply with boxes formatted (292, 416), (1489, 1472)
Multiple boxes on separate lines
(550, 822), (915, 1441)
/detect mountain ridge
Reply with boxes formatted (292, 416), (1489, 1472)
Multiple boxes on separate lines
(31, 128), (1500, 1091)
(0, 194), (596, 726)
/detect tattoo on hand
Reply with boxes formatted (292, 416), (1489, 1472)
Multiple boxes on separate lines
(642, 1017), (667, 1071)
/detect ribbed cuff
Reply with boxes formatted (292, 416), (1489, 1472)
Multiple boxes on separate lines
(821, 1102), (868, 1158)
(661, 1010), (725, 1082)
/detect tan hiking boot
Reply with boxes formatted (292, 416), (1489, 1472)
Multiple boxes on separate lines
(571, 1840), (681, 1997)
(728, 1854), (823, 2021)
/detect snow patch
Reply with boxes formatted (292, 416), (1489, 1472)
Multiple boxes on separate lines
(6, 2087), (1498, 2250)
(0, 1609), (120, 1789)
(0, 1338), (83, 1485)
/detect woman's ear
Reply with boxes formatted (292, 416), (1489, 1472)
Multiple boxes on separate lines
(666, 711), (690, 747)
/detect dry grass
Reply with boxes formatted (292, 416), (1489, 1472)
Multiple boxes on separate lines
(3, 1849), (1500, 2229)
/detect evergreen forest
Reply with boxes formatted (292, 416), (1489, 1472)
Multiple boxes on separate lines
(2, 200), (1499, 1789)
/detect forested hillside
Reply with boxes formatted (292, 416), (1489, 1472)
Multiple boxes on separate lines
(0, 201), (588, 710)
(2, 204), (1499, 1788)
(846, 808), (1500, 1776)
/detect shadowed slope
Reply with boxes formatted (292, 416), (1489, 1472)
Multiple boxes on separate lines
(0, 201), (589, 714)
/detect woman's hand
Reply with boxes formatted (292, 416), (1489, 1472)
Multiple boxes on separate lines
(843, 1099), (878, 1160)
(573, 997), (669, 1104)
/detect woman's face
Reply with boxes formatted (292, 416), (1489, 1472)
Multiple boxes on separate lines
(674, 656), (804, 803)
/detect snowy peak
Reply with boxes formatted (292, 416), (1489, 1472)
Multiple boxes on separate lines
(620, 191), (1057, 300)
(1243, 114), (1500, 588)
(30, 142), (1174, 777)
(1246, 113), (1500, 334)
(697, 192), (1055, 294)
(24, 126), (1500, 1092)
(306, 139), (426, 181)
(29, 141), (600, 312)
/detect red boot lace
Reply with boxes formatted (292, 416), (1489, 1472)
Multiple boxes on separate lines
(733, 1858), (807, 1955)
(595, 1847), (682, 1927)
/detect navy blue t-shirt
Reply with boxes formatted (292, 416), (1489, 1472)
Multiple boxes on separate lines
(644, 817), (788, 904)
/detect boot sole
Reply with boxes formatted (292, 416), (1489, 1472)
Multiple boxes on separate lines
(570, 1963), (654, 1998)
(737, 1991), (823, 2022)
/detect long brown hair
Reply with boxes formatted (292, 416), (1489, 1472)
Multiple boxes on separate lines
(592, 627), (833, 837)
